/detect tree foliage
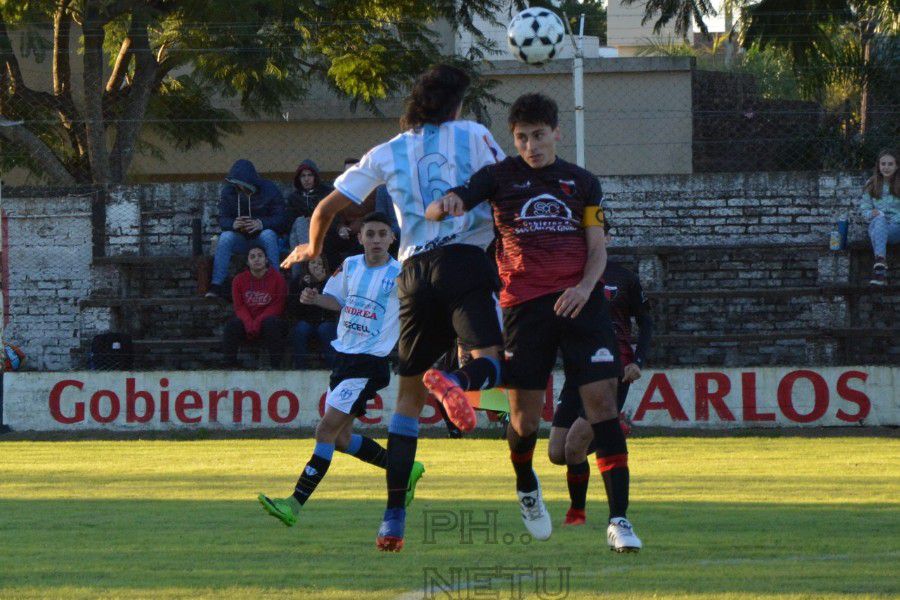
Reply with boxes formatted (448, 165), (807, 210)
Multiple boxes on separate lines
(0, 0), (519, 185)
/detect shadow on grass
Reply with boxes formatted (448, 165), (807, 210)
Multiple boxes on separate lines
(0, 499), (897, 596)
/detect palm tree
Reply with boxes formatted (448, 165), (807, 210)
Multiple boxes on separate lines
(620, 0), (718, 36)
(741, 0), (899, 136)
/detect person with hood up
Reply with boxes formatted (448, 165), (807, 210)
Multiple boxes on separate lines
(286, 159), (359, 273)
(207, 159), (286, 299)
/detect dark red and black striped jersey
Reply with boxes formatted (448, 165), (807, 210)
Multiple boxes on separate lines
(600, 260), (652, 367)
(451, 156), (603, 307)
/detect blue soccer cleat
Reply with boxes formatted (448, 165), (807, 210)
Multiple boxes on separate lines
(376, 507), (406, 552)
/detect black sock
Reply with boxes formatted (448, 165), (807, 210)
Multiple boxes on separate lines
(508, 429), (538, 492)
(385, 414), (419, 510)
(592, 418), (629, 520)
(450, 356), (501, 391)
(566, 460), (590, 511)
(292, 445), (333, 505)
(435, 400), (463, 437)
(344, 434), (388, 469)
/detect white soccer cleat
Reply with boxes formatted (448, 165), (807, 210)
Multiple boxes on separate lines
(607, 517), (642, 553)
(517, 473), (552, 541)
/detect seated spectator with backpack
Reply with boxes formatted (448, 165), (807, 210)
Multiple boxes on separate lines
(223, 245), (288, 368)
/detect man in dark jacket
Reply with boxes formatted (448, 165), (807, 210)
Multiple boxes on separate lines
(286, 159), (358, 273)
(286, 159), (333, 225)
(208, 159), (286, 299)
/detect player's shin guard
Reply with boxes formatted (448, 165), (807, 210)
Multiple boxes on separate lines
(386, 414), (419, 509)
(343, 434), (388, 468)
(592, 418), (629, 520)
(566, 460), (590, 511)
(508, 429), (538, 492)
(293, 442), (334, 506)
(449, 356), (502, 391)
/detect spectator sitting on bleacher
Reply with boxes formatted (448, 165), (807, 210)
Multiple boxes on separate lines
(288, 255), (338, 368)
(861, 149), (899, 286)
(286, 159), (360, 273)
(208, 159), (285, 300)
(222, 245), (288, 368)
(286, 159), (333, 243)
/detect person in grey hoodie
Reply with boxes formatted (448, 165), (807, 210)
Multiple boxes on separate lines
(207, 159), (286, 299)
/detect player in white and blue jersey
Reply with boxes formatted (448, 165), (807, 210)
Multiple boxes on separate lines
(259, 213), (426, 526)
(281, 65), (506, 552)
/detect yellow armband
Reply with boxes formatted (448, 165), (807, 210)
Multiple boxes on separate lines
(581, 206), (605, 228)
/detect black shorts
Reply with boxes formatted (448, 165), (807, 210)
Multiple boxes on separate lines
(504, 290), (620, 390)
(397, 244), (503, 376)
(326, 352), (390, 416)
(552, 378), (631, 428)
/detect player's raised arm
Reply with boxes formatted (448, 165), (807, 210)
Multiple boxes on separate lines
(425, 163), (499, 222)
(281, 190), (353, 268)
(424, 192), (465, 221)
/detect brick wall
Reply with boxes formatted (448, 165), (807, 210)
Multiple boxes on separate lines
(3, 192), (95, 370)
(4, 171), (891, 371)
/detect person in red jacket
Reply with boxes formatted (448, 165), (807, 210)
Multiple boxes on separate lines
(222, 245), (288, 368)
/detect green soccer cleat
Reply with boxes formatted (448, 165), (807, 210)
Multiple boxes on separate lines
(258, 493), (299, 527)
(405, 461), (426, 507)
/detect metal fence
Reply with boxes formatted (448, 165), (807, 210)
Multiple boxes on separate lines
(1, 14), (898, 373)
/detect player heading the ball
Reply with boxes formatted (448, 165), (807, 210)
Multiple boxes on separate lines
(426, 93), (643, 552)
(282, 64), (506, 552)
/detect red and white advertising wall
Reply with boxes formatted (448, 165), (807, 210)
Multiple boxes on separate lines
(2, 366), (896, 431)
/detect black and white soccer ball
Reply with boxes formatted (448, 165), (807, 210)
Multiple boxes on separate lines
(507, 8), (566, 65)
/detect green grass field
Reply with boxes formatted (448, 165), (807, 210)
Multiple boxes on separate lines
(1, 436), (898, 599)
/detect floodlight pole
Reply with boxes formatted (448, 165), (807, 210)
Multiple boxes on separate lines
(565, 13), (587, 168)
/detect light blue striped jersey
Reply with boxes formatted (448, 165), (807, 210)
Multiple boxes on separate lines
(323, 254), (402, 357)
(333, 120), (505, 262)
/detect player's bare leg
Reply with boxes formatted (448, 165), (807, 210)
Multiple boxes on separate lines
(376, 375), (428, 552)
(507, 388), (552, 540)
(581, 378), (642, 552)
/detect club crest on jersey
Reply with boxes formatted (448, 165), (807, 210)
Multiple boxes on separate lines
(515, 194), (577, 234)
(381, 278), (396, 294)
(604, 284), (619, 301)
(558, 179), (576, 196)
(519, 194), (573, 220)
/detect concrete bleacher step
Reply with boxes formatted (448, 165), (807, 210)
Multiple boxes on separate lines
(654, 328), (899, 344)
(646, 284), (900, 300)
(93, 254), (196, 266)
(80, 282), (900, 309)
(134, 337), (219, 348)
(80, 296), (220, 308)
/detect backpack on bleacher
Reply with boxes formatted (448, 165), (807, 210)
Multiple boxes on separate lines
(89, 333), (134, 370)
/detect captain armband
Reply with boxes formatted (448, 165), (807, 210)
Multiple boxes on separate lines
(581, 206), (605, 228)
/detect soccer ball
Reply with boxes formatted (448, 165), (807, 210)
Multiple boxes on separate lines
(507, 8), (566, 65)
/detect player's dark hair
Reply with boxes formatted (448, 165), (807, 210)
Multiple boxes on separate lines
(401, 64), (470, 130)
(362, 211), (393, 229)
(864, 148), (899, 199)
(603, 217), (612, 234)
(343, 157), (359, 165)
(507, 93), (558, 131)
